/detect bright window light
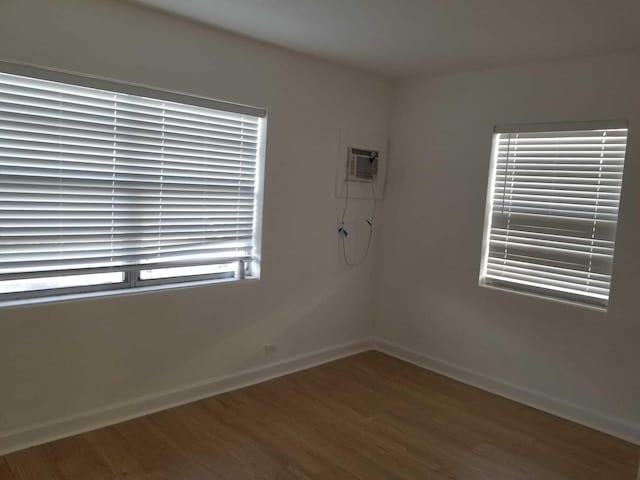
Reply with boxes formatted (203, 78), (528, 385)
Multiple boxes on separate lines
(0, 272), (125, 294)
(479, 122), (628, 308)
(0, 63), (265, 301)
(140, 262), (237, 280)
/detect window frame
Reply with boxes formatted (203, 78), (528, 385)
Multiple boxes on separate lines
(0, 61), (267, 304)
(478, 120), (628, 310)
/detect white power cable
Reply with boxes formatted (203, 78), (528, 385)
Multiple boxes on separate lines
(339, 179), (377, 266)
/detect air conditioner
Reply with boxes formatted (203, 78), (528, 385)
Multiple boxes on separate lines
(346, 147), (379, 182)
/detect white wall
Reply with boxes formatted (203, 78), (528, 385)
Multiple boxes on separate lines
(0, 0), (390, 441)
(376, 51), (640, 439)
(2, 0), (639, 453)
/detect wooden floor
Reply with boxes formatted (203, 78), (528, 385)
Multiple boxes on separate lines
(1, 351), (638, 479)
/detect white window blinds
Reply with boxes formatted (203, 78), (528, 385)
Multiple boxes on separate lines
(0, 66), (265, 298)
(480, 122), (628, 308)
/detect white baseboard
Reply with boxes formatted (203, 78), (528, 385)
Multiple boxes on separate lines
(373, 338), (640, 446)
(0, 338), (374, 456)
(3, 337), (637, 457)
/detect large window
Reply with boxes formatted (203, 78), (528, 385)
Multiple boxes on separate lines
(480, 121), (628, 308)
(0, 63), (266, 301)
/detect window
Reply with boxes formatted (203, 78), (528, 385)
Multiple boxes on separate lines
(480, 121), (628, 308)
(0, 63), (266, 301)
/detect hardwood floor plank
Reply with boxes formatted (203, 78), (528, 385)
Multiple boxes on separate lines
(84, 426), (150, 479)
(114, 416), (211, 479)
(39, 435), (112, 480)
(0, 458), (17, 480)
(1, 351), (637, 479)
(150, 405), (265, 480)
(3, 444), (62, 480)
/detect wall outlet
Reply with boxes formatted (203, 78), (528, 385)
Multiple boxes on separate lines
(264, 344), (277, 355)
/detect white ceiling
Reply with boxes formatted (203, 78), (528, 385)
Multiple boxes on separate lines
(130, 0), (640, 78)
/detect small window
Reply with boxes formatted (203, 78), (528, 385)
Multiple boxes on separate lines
(479, 121), (628, 308)
(0, 63), (266, 302)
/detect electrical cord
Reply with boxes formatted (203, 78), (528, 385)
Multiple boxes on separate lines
(338, 180), (377, 266)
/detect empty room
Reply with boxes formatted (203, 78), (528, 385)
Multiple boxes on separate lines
(0, 0), (639, 478)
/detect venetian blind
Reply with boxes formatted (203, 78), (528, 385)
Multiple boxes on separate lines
(480, 122), (628, 307)
(0, 69), (265, 283)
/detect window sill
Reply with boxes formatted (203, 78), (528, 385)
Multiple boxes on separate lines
(0, 275), (260, 310)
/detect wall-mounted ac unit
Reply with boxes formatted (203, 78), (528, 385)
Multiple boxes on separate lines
(334, 128), (387, 200)
(346, 147), (379, 182)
